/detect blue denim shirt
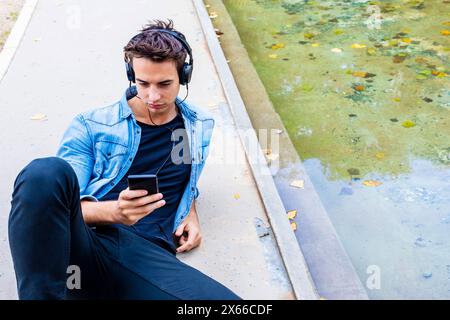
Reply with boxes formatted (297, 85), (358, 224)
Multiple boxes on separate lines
(56, 89), (214, 231)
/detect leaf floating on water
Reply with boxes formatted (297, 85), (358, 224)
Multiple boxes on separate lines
(290, 221), (297, 231)
(351, 43), (366, 49)
(352, 71), (376, 78)
(30, 113), (47, 121)
(375, 152), (385, 159)
(304, 32), (315, 39)
(331, 48), (342, 53)
(362, 180), (382, 187)
(393, 53), (408, 63)
(271, 43), (285, 50)
(367, 48), (377, 56)
(287, 210), (297, 220)
(347, 168), (360, 176)
(402, 120), (416, 128)
(290, 180), (305, 189)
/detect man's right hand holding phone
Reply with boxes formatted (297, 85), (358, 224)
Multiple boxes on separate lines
(113, 188), (166, 226)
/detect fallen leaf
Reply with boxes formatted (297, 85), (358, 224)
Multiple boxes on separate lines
(351, 43), (366, 49)
(402, 120), (416, 128)
(375, 152), (385, 159)
(275, 129), (283, 135)
(353, 85), (365, 91)
(367, 48), (377, 55)
(271, 43), (285, 50)
(290, 180), (305, 189)
(362, 180), (382, 187)
(442, 21), (450, 26)
(441, 30), (450, 36)
(268, 54), (278, 59)
(352, 71), (376, 78)
(311, 43), (320, 47)
(347, 168), (360, 176)
(304, 32), (315, 39)
(290, 221), (297, 231)
(287, 209), (297, 220)
(334, 29), (344, 35)
(209, 12), (218, 19)
(393, 97), (401, 102)
(233, 193), (240, 200)
(331, 48), (342, 53)
(214, 28), (224, 36)
(30, 113), (47, 121)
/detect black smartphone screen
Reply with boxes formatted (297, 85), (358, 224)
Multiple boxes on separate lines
(127, 174), (159, 195)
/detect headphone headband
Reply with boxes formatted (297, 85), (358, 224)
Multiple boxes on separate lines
(125, 28), (194, 85)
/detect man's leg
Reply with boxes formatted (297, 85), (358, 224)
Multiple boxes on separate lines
(111, 227), (242, 300)
(8, 157), (116, 299)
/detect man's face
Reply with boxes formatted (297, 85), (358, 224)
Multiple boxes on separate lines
(132, 57), (180, 114)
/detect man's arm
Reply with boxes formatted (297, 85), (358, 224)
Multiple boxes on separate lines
(81, 190), (166, 226)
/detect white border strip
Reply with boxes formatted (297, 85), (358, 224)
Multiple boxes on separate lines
(0, 0), (38, 82)
(192, 0), (318, 299)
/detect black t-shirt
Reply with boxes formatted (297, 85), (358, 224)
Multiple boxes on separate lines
(99, 112), (191, 252)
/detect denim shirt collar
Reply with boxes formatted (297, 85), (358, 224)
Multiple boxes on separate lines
(119, 86), (197, 123)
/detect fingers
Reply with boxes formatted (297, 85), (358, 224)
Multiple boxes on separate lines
(126, 198), (166, 218)
(120, 188), (148, 200)
(176, 230), (202, 253)
(120, 192), (164, 209)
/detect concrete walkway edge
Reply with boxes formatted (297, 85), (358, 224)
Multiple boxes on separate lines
(192, 0), (318, 300)
(0, 0), (38, 82)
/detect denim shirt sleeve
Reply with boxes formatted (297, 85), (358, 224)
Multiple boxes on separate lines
(56, 114), (97, 201)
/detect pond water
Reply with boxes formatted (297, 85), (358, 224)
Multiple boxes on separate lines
(222, 0), (450, 298)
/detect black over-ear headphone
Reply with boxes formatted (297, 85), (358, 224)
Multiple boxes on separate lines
(125, 29), (194, 86)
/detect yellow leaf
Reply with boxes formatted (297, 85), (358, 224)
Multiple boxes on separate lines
(352, 71), (368, 78)
(367, 48), (377, 56)
(271, 43), (285, 50)
(304, 32), (315, 39)
(362, 180), (382, 187)
(290, 180), (305, 189)
(30, 113), (47, 120)
(402, 120), (416, 128)
(442, 21), (450, 26)
(311, 43), (320, 47)
(441, 30), (450, 36)
(287, 210), (297, 220)
(351, 43), (366, 49)
(290, 221), (297, 231)
(375, 152), (385, 159)
(393, 97), (401, 102)
(334, 29), (344, 35)
(268, 54), (278, 59)
(233, 193), (240, 200)
(401, 38), (412, 43)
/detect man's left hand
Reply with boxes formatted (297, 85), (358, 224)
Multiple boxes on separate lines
(174, 208), (202, 253)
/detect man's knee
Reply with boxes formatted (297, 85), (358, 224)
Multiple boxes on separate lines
(15, 157), (76, 189)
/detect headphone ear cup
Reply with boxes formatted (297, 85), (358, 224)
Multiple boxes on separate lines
(180, 63), (192, 86)
(125, 62), (135, 83)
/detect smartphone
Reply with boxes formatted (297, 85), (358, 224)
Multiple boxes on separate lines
(127, 174), (159, 195)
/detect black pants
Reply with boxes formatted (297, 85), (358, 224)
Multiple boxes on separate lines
(8, 157), (241, 300)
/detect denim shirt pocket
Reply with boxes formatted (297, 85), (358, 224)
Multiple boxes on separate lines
(94, 140), (128, 179)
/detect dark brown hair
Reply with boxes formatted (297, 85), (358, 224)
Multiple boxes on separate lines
(123, 19), (187, 75)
